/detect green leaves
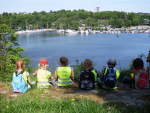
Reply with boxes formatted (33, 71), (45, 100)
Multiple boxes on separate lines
(0, 19), (32, 82)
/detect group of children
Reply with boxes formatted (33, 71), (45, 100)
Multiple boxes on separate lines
(12, 53), (150, 93)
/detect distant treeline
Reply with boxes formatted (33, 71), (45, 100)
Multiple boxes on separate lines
(1, 9), (150, 30)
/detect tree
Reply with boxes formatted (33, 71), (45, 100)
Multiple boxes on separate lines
(101, 20), (109, 29)
(0, 19), (31, 81)
(115, 19), (125, 28)
(126, 20), (131, 27)
(127, 12), (137, 20)
(132, 18), (139, 26)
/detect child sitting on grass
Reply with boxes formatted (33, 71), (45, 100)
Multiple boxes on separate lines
(33, 59), (53, 88)
(12, 60), (31, 93)
(146, 50), (150, 83)
(123, 58), (149, 89)
(52, 56), (74, 87)
(79, 58), (100, 90)
(101, 58), (120, 89)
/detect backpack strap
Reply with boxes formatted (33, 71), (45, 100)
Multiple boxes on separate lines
(15, 71), (23, 76)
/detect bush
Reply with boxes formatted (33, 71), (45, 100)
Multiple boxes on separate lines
(71, 60), (86, 81)
(0, 19), (32, 82)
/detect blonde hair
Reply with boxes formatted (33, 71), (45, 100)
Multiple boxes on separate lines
(15, 60), (25, 71)
(38, 64), (48, 70)
(83, 59), (93, 69)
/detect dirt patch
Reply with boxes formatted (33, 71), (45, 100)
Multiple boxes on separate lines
(138, 94), (150, 102)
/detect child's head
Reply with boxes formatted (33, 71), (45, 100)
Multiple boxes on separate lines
(133, 58), (144, 69)
(60, 56), (68, 66)
(15, 60), (25, 71)
(83, 59), (93, 69)
(107, 58), (116, 67)
(39, 59), (48, 69)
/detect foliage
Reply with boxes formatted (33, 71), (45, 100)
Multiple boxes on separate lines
(2, 10), (150, 30)
(115, 19), (125, 28)
(126, 20), (132, 27)
(101, 20), (109, 28)
(0, 93), (150, 113)
(132, 18), (139, 26)
(0, 18), (32, 82)
(71, 60), (86, 81)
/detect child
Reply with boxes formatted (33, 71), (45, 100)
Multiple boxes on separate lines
(146, 50), (150, 82)
(79, 58), (100, 90)
(124, 58), (149, 89)
(52, 56), (74, 87)
(12, 60), (31, 93)
(101, 58), (120, 89)
(33, 59), (53, 88)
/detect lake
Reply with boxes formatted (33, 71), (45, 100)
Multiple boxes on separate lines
(17, 31), (150, 72)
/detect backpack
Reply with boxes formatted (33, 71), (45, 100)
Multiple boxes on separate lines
(103, 67), (116, 88)
(79, 69), (96, 90)
(135, 70), (149, 89)
(12, 71), (28, 93)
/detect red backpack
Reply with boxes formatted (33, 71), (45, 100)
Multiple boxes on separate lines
(135, 70), (149, 89)
(136, 72), (148, 88)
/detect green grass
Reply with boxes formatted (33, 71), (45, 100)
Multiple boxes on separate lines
(0, 93), (149, 113)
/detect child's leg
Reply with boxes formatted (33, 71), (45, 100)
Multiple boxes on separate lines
(123, 76), (135, 88)
(123, 76), (130, 83)
(51, 79), (58, 87)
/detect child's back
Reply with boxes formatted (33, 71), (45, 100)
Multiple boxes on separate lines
(129, 58), (149, 89)
(12, 60), (30, 93)
(37, 69), (51, 88)
(101, 58), (120, 89)
(53, 56), (74, 87)
(34, 59), (53, 88)
(79, 59), (99, 90)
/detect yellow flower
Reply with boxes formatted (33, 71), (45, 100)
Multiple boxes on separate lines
(7, 106), (9, 108)
(71, 99), (75, 101)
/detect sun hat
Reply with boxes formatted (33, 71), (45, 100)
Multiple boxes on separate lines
(107, 58), (116, 65)
(40, 59), (48, 65)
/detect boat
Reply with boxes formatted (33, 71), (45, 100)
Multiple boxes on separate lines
(65, 29), (73, 33)
(71, 30), (79, 34)
(131, 31), (134, 33)
(80, 30), (85, 34)
(85, 30), (89, 34)
(57, 29), (65, 32)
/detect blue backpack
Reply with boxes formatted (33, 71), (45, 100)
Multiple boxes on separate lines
(104, 67), (116, 88)
(12, 71), (28, 93)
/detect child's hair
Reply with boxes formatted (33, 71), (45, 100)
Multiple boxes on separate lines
(60, 56), (68, 66)
(15, 60), (25, 71)
(39, 59), (48, 69)
(133, 58), (144, 69)
(83, 59), (93, 69)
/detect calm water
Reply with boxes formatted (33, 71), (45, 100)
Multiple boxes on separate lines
(18, 31), (150, 72)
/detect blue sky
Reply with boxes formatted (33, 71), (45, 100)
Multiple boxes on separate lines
(0, 0), (150, 14)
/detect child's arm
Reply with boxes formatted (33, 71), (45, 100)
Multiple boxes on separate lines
(71, 68), (74, 78)
(54, 70), (58, 79)
(26, 72), (31, 84)
(33, 70), (37, 76)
